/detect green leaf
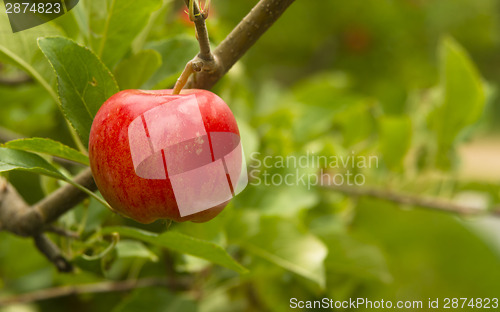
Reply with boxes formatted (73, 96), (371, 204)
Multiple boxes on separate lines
(38, 37), (119, 147)
(0, 233), (52, 283)
(235, 117), (260, 164)
(0, 84), (60, 137)
(334, 100), (375, 147)
(0, 146), (110, 210)
(72, 2), (90, 39)
(144, 35), (199, 89)
(351, 197), (500, 299)
(324, 236), (392, 283)
(378, 115), (412, 170)
(4, 138), (89, 166)
(431, 37), (486, 168)
(242, 185), (319, 218)
(292, 72), (352, 108)
(290, 72), (370, 144)
(114, 50), (162, 90)
(242, 216), (327, 288)
(86, 0), (162, 69)
(131, 0), (174, 53)
(112, 288), (197, 312)
(0, 14), (60, 102)
(115, 240), (159, 262)
(0, 147), (65, 179)
(51, 6), (81, 39)
(101, 226), (248, 274)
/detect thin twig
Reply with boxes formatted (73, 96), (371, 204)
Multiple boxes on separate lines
(173, 0), (216, 94)
(0, 277), (192, 307)
(184, 0), (214, 62)
(33, 234), (73, 272)
(187, 0), (296, 89)
(324, 184), (500, 217)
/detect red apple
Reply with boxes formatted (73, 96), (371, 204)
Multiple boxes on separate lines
(88, 89), (244, 223)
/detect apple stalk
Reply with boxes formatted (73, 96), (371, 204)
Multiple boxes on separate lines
(173, 0), (217, 94)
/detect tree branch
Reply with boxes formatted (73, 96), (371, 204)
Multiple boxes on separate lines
(184, 0), (214, 62)
(0, 178), (73, 270)
(0, 277), (192, 306)
(187, 0), (296, 89)
(0, 0), (296, 234)
(0, 170), (94, 271)
(0, 176), (43, 236)
(35, 168), (96, 225)
(33, 234), (73, 272)
(173, 0), (216, 94)
(0, 168), (96, 237)
(324, 184), (500, 218)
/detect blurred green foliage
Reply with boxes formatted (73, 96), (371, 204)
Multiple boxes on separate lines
(0, 0), (500, 311)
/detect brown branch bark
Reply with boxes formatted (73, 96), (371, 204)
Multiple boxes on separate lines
(35, 168), (96, 225)
(324, 184), (500, 217)
(33, 234), (73, 272)
(0, 177), (38, 236)
(0, 177), (75, 271)
(183, 0), (214, 62)
(0, 168), (96, 237)
(187, 0), (296, 89)
(173, 0), (216, 94)
(0, 277), (192, 307)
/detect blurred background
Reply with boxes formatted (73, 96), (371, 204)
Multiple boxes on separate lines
(0, 0), (500, 311)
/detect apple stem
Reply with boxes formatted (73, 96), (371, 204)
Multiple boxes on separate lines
(173, 1), (218, 94)
(172, 61), (195, 94)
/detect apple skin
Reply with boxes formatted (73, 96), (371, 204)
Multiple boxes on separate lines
(88, 89), (240, 224)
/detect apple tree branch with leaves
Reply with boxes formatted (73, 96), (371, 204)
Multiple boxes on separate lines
(0, 0), (500, 309)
